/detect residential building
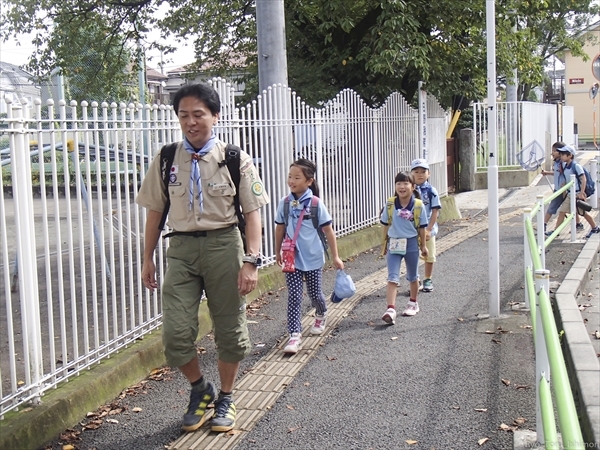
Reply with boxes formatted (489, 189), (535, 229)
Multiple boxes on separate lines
(564, 21), (600, 145)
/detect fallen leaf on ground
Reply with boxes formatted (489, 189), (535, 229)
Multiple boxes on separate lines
(485, 330), (495, 334)
(513, 417), (527, 425)
(457, 317), (464, 322)
(326, 356), (337, 361)
(515, 385), (530, 390)
(287, 426), (301, 433)
(501, 379), (511, 386)
(62, 445), (75, 450)
(391, 336), (398, 340)
(106, 418), (119, 424)
(498, 423), (516, 431)
(475, 408), (488, 412)
(491, 338), (502, 344)
(478, 437), (489, 445)
(405, 440), (418, 445)
(227, 429), (242, 436)
(132, 407), (142, 413)
(247, 320), (258, 324)
(286, 405), (295, 410)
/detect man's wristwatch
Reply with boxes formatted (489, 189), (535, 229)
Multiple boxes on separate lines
(242, 254), (262, 267)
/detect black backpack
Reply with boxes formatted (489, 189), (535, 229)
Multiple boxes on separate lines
(158, 143), (245, 235)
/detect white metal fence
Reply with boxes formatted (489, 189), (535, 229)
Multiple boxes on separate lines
(473, 101), (575, 170)
(0, 78), (448, 416)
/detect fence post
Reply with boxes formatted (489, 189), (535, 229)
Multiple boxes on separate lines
(9, 102), (44, 404)
(590, 159), (598, 209)
(534, 269), (551, 445)
(373, 110), (380, 207)
(569, 173), (576, 242)
(536, 195), (546, 268)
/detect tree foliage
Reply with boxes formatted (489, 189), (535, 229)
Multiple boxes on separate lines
(1, 0), (598, 108)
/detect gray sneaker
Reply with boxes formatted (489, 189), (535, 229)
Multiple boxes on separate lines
(422, 278), (433, 292)
(182, 382), (216, 432)
(211, 394), (236, 432)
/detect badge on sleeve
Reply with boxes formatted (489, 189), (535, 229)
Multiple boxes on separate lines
(251, 182), (264, 196)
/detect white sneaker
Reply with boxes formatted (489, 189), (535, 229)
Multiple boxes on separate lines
(310, 314), (327, 335)
(402, 301), (420, 316)
(283, 333), (302, 354)
(382, 308), (397, 325)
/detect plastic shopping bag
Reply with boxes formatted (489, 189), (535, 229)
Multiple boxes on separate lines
(330, 269), (356, 303)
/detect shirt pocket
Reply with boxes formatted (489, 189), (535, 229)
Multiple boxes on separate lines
(167, 185), (188, 223)
(205, 182), (236, 198)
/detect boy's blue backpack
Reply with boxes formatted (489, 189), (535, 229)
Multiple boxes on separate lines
(578, 166), (596, 198)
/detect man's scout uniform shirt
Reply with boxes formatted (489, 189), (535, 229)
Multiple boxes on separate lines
(136, 141), (270, 231)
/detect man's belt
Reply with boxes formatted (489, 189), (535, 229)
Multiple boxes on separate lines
(163, 224), (237, 239)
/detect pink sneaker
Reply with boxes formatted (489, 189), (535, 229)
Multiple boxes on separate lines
(283, 333), (302, 354)
(402, 301), (419, 316)
(382, 308), (397, 325)
(310, 314), (327, 335)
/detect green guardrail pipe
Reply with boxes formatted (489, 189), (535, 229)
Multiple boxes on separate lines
(539, 376), (560, 450)
(537, 289), (584, 449)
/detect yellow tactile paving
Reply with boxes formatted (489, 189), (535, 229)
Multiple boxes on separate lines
(166, 206), (557, 450)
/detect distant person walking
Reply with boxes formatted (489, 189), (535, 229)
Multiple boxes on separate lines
(541, 141), (582, 235)
(136, 83), (270, 433)
(380, 171), (428, 324)
(550, 145), (599, 238)
(274, 159), (344, 354)
(410, 159), (441, 292)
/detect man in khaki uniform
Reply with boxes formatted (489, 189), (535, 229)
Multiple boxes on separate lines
(136, 83), (269, 433)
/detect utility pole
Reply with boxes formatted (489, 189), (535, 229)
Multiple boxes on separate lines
(255, 0), (292, 215)
(256, 0), (288, 92)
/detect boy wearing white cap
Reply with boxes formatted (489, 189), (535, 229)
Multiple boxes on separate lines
(410, 159), (442, 292)
(552, 145), (599, 238)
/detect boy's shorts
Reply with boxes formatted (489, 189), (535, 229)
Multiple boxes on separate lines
(420, 235), (436, 263)
(558, 194), (573, 214)
(547, 193), (565, 215)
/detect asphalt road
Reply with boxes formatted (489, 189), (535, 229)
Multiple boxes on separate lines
(41, 206), (585, 450)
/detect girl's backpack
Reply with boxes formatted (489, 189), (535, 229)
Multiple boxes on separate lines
(283, 196), (329, 258)
(379, 196), (423, 257)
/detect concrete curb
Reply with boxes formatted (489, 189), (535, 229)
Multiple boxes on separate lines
(554, 235), (600, 444)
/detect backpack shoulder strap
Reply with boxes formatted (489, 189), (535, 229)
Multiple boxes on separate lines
(224, 144), (245, 233)
(311, 196), (330, 258)
(413, 199), (423, 229)
(158, 143), (178, 231)
(283, 196), (291, 227)
(386, 196), (395, 224)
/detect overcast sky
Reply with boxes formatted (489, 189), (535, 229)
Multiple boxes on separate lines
(0, 31), (194, 73)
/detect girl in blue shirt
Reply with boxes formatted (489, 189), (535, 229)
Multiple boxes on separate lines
(380, 171), (429, 324)
(274, 159), (344, 354)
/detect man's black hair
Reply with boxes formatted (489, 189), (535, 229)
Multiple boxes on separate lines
(172, 83), (221, 116)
